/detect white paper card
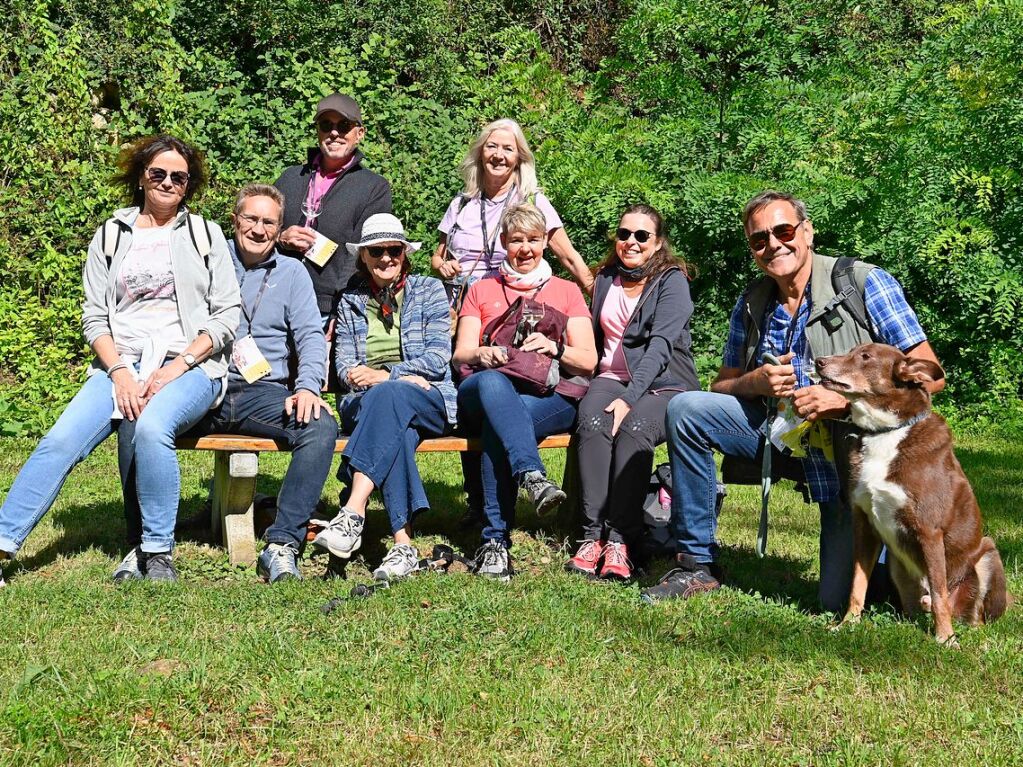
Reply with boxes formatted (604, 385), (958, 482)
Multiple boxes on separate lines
(232, 335), (272, 383)
(305, 232), (338, 267)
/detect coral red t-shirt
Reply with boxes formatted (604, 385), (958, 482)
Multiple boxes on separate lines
(460, 274), (590, 342)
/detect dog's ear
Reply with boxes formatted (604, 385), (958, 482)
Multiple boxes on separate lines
(893, 356), (945, 387)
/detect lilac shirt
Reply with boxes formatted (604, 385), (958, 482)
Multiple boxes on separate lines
(304, 152), (358, 222)
(597, 277), (640, 382)
(438, 190), (563, 280)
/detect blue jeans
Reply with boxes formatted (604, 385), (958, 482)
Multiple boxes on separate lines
(339, 381), (449, 533)
(183, 379), (338, 548)
(664, 390), (853, 612)
(0, 365), (220, 556)
(457, 370), (577, 546)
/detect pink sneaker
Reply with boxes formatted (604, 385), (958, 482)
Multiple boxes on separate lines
(599, 541), (632, 581)
(565, 539), (604, 577)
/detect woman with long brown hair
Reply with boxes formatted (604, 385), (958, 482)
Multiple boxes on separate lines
(566, 204), (699, 582)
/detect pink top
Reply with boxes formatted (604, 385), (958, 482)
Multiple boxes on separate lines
(598, 277), (641, 382)
(460, 274), (590, 342)
(304, 152), (358, 222)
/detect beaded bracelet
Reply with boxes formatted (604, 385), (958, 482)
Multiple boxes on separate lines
(106, 362), (128, 377)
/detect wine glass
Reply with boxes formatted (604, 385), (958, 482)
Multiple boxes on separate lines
(301, 199), (321, 229)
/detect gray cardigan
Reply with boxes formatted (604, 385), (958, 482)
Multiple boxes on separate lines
(590, 266), (700, 405)
(81, 207), (241, 379)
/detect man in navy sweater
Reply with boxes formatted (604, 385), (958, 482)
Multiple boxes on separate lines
(199, 184), (338, 583)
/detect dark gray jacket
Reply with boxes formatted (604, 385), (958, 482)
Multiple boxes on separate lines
(590, 266), (699, 405)
(273, 149), (392, 315)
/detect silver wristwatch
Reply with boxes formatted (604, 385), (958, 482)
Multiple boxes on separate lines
(182, 353), (198, 369)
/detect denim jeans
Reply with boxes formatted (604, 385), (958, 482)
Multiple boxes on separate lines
(183, 379), (338, 548)
(0, 365), (220, 556)
(457, 370), (577, 546)
(339, 381), (448, 533)
(664, 390), (853, 612)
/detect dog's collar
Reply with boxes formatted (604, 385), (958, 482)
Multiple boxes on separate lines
(854, 409), (930, 435)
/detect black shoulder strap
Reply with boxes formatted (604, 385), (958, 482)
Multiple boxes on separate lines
(101, 218), (123, 267)
(185, 213), (212, 269)
(830, 256), (878, 340)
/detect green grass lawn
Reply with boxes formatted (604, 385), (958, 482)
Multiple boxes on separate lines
(1, 428), (1021, 766)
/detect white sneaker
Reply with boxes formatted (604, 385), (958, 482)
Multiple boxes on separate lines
(112, 546), (144, 583)
(474, 540), (513, 582)
(312, 509), (365, 559)
(373, 543), (421, 582)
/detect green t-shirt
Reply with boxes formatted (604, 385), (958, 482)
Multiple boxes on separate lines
(365, 293), (403, 369)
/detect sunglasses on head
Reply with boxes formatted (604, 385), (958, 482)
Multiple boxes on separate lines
(146, 167), (190, 188)
(747, 221), (804, 251)
(317, 118), (359, 134)
(365, 244), (405, 259)
(616, 227), (654, 244)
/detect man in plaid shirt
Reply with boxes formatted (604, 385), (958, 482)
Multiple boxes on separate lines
(642, 190), (944, 611)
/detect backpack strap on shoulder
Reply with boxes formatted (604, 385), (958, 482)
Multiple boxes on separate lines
(824, 256), (878, 340)
(101, 218), (122, 266)
(186, 213), (213, 268)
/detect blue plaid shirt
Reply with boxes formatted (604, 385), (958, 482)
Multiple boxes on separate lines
(722, 267), (927, 502)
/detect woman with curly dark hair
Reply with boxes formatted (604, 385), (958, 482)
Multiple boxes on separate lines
(566, 204), (700, 582)
(0, 135), (239, 585)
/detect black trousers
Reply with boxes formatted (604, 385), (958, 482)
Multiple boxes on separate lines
(575, 378), (674, 546)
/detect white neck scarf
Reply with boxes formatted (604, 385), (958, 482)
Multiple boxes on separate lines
(499, 257), (552, 290)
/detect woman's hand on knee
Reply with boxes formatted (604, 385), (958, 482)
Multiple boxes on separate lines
(112, 369), (145, 421)
(476, 346), (508, 369)
(399, 375), (431, 390)
(604, 398), (632, 437)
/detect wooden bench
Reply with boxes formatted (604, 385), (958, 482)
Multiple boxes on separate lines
(176, 433), (574, 565)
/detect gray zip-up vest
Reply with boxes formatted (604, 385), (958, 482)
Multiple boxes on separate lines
(739, 252), (876, 371)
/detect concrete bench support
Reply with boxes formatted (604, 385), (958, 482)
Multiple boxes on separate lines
(212, 451), (259, 565)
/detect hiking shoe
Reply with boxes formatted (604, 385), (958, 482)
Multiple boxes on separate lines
(565, 539), (604, 577)
(520, 470), (567, 514)
(640, 562), (720, 604)
(373, 543), (421, 583)
(257, 543), (302, 583)
(599, 541), (632, 581)
(474, 540), (514, 582)
(142, 552), (178, 583)
(112, 546), (144, 583)
(312, 509), (364, 559)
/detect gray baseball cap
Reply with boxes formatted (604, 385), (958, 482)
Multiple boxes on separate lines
(313, 92), (362, 124)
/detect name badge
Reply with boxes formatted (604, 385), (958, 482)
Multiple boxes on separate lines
(305, 232), (338, 267)
(232, 335), (272, 383)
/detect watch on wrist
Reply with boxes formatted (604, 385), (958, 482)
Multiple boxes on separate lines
(182, 353), (198, 369)
(553, 339), (566, 360)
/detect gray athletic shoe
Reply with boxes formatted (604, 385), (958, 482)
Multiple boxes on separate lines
(474, 540), (513, 582)
(257, 543), (302, 583)
(373, 543), (420, 582)
(112, 546), (144, 583)
(312, 509), (364, 559)
(142, 552), (178, 582)
(519, 470), (567, 514)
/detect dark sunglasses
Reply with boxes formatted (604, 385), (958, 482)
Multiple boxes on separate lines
(747, 221), (804, 251)
(146, 167), (190, 188)
(616, 227), (654, 244)
(317, 118), (359, 134)
(365, 244), (405, 259)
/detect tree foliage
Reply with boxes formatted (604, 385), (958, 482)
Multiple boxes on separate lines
(0, 0), (1020, 434)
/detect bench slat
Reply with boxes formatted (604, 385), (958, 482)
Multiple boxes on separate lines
(176, 434), (572, 453)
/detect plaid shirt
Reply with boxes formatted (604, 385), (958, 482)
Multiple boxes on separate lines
(722, 267), (927, 502)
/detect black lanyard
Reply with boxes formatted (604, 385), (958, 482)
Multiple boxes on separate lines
(479, 184), (517, 265)
(240, 266), (273, 329)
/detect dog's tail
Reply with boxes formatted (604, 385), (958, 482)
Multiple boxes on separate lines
(977, 537), (1009, 623)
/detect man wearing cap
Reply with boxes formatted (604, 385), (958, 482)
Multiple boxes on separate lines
(274, 92), (393, 324)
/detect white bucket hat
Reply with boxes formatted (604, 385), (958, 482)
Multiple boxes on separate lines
(345, 213), (422, 257)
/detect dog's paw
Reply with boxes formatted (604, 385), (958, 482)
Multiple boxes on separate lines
(936, 632), (961, 650)
(830, 612), (862, 632)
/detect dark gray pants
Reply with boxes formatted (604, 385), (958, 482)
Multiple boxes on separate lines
(576, 378), (673, 545)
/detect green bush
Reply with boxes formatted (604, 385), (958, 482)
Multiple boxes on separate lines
(1, 0), (1020, 435)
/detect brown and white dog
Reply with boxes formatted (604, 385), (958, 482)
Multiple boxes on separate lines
(815, 343), (1008, 646)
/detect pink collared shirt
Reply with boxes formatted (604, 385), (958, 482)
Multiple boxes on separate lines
(304, 152), (358, 222)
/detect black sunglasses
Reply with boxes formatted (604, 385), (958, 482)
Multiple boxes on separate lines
(616, 227), (654, 244)
(365, 244), (405, 259)
(146, 167), (190, 188)
(317, 118), (359, 134)
(747, 221), (804, 251)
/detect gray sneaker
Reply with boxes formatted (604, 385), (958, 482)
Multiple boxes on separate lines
(519, 470), (566, 514)
(142, 552), (178, 582)
(474, 540), (513, 582)
(312, 509), (364, 559)
(258, 543), (302, 583)
(112, 546), (144, 583)
(373, 543), (420, 583)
